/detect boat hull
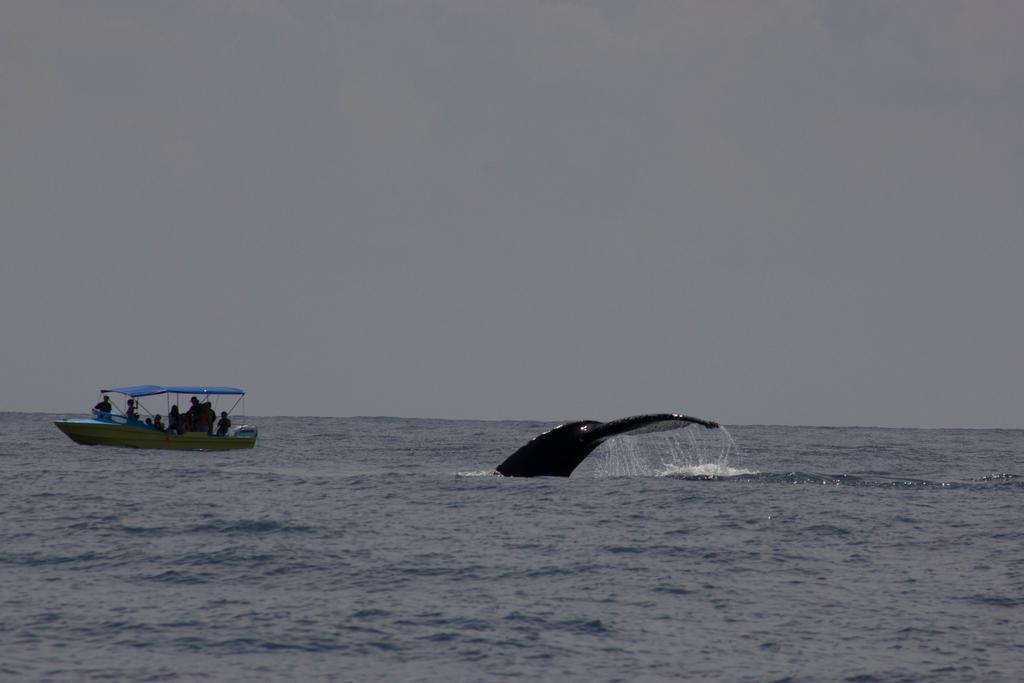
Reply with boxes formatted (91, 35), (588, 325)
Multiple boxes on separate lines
(55, 419), (256, 451)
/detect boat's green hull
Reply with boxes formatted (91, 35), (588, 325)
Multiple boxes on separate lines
(55, 420), (255, 451)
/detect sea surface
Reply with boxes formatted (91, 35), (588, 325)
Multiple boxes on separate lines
(2, 413), (1022, 682)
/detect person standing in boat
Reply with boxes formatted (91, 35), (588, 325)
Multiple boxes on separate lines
(153, 414), (165, 432)
(186, 396), (202, 431)
(125, 398), (139, 421)
(191, 401), (209, 433)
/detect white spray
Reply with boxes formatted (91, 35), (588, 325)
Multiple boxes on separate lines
(592, 424), (752, 478)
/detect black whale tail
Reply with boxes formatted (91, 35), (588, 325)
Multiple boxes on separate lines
(495, 413), (720, 478)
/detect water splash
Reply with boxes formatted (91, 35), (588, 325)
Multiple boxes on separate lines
(592, 424), (750, 478)
(456, 470), (500, 478)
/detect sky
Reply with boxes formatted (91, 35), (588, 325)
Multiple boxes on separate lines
(2, 1), (1022, 427)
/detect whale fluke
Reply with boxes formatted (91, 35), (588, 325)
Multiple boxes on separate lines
(495, 413), (720, 478)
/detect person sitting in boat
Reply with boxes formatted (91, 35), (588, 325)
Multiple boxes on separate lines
(93, 395), (112, 417)
(125, 398), (139, 421)
(216, 411), (231, 436)
(167, 405), (181, 434)
(153, 414), (164, 432)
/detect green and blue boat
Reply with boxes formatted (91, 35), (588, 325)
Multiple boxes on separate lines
(55, 385), (257, 451)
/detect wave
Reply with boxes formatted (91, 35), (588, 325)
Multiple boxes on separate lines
(675, 471), (1024, 489)
(186, 518), (315, 534)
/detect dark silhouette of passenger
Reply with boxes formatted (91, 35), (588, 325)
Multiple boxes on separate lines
(168, 405), (181, 434)
(186, 396), (202, 431)
(153, 414), (164, 432)
(203, 402), (215, 435)
(192, 401), (210, 433)
(216, 411), (231, 436)
(93, 395), (112, 415)
(125, 398), (139, 421)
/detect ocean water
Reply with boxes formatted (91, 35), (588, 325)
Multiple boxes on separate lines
(2, 413), (1022, 682)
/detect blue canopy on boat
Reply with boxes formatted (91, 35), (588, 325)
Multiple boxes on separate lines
(101, 385), (246, 398)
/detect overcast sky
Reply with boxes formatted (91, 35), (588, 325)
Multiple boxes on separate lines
(2, 1), (1021, 427)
